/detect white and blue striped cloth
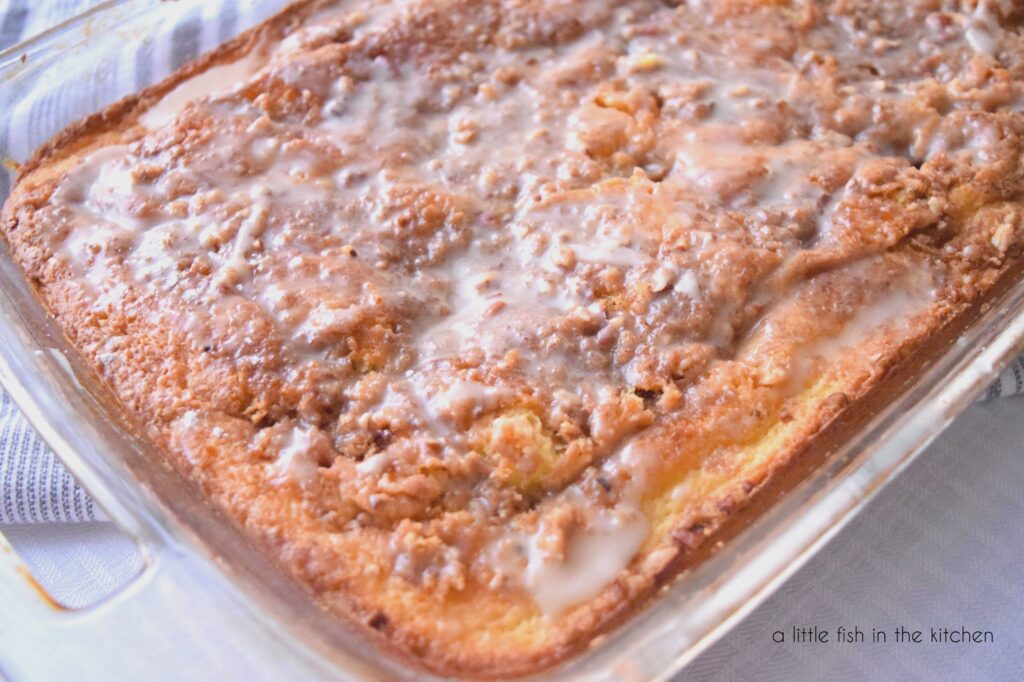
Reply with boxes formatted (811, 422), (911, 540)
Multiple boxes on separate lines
(0, 391), (100, 523)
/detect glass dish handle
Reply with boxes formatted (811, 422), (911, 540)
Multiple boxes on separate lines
(0, 531), (331, 681)
(0, 536), (163, 678)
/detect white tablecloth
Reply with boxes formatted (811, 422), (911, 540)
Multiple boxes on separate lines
(0, 1), (1022, 679)
(687, 396), (1024, 681)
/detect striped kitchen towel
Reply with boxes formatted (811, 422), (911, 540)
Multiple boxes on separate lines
(0, 390), (102, 523)
(983, 356), (1024, 400)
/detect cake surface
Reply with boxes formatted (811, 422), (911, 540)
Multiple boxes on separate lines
(4, 0), (1024, 676)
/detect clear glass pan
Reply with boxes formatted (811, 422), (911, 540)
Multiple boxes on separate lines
(1, 2), (1023, 680)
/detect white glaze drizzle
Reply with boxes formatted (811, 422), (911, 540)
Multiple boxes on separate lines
(140, 51), (265, 129)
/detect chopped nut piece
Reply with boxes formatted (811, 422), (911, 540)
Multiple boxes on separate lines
(991, 222), (1014, 253)
(628, 52), (665, 73)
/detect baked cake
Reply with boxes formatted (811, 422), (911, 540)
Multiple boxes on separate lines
(4, 0), (1024, 676)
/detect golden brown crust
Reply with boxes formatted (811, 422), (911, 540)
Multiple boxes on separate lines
(4, 0), (1024, 677)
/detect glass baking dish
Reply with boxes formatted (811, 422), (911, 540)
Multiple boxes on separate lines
(1, 1), (1023, 679)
